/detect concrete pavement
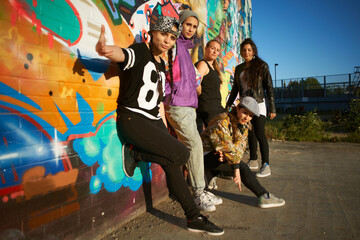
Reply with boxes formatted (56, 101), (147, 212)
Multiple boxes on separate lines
(100, 141), (360, 240)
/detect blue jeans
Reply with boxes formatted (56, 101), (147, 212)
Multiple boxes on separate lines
(165, 106), (206, 191)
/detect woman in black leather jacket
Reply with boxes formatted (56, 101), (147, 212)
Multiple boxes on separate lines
(226, 38), (276, 178)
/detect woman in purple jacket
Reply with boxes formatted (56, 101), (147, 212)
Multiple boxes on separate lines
(165, 10), (222, 212)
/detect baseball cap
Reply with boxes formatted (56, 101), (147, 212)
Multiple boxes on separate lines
(149, 15), (182, 38)
(239, 96), (260, 117)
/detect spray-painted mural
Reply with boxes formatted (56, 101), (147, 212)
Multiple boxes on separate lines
(0, 0), (251, 238)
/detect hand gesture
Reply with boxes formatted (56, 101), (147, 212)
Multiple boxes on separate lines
(216, 150), (224, 162)
(269, 113), (276, 120)
(95, 25), (113, 57)
(233, 168), (242, 191)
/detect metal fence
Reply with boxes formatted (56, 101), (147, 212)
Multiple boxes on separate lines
(273, 73), (359, 112)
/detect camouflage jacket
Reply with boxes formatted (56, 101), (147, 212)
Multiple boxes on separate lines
(201, 112), (251, 165)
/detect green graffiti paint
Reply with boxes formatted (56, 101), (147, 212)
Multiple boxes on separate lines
(83, 136), (101, 157)
(101, 0), (123, 25)
(96, 102), (105, 115)
(24, 0), (81, 45)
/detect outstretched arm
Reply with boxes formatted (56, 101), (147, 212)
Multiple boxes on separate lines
(95, 25), (125, 63)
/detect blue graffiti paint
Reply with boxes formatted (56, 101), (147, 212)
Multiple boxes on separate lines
(75, 117), (152, 193)
(90, 175), (102, 194)
(0, 87), (152, 197)
(55, 93), (96, 136)
(0, 82), (41, 110)
(76, 49), (110, 81)
(0, 106), (65, 189)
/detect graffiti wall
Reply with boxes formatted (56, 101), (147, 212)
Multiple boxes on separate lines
(0, 0), (251, 239)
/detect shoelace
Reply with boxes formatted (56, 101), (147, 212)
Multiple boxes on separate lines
(259, 164), (268, 172)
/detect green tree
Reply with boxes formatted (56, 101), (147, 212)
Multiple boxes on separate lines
(303, 77), (322, 90)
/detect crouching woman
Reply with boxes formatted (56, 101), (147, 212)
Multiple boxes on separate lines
(201, 97), (285, 208)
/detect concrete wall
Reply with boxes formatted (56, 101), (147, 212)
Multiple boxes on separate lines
(0, 0), (252, 239)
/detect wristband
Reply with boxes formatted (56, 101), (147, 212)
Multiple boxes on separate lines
(231, 163), (240, 170)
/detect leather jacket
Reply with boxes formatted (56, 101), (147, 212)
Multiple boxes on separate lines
(226, 62), (276, 114)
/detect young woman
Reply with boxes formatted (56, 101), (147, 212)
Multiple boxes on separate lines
(96, 16), (223, 236)
(164, 10), (222, 212)
(202, 97), (285, 208)
(226, 38), (276, 178)
(195, 39), (225, 134)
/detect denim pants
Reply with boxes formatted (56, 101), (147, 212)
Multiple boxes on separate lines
(204, 152), (267, 197)
(116, 109), (200, 220)
(248, 115), (269, 165)
(165, 106), (206, 191)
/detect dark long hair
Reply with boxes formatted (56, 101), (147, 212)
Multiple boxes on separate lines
(167, 47), (174, 98)
(205, 39), (222, 83)
(240, 38), (265, 89)
(148, 32), (175, 102)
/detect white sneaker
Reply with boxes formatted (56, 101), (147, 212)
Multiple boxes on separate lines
(207, 177), (218, 190)
(194, 191), (216, 212)
(204, 190), (223, 205)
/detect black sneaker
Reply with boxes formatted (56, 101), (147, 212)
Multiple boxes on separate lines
(187, 214), (224, 236)
(122, 143), (137, 177)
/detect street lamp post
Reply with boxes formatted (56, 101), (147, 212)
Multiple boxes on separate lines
(274, 63), (278, 89)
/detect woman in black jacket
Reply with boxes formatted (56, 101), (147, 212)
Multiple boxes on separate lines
(226, 38), (276, 178)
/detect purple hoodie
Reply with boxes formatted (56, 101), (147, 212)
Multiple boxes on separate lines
(164, 34), (198, 108)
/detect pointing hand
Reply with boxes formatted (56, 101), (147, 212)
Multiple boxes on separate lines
(96, 25), (113, 57)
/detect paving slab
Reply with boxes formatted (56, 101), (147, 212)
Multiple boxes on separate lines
(100, 141), (360, 240)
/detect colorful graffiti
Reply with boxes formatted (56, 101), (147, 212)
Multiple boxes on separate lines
(0, 0), (251, 238)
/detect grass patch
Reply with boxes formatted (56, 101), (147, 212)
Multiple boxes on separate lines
(266, 99), (360, 143)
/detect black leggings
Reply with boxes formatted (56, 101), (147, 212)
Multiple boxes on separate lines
(116, 110), (200, 220)
(196, 108), (225, 134)
(248, 115), (269, 164)
(204, 152), (267, 197)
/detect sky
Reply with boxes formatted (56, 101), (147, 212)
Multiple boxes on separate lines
(251, 0), (360, 83)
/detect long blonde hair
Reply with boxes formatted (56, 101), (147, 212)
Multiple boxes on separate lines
(205, 39), (222, 83)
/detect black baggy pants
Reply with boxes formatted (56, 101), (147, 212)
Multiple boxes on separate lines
(204, 152), (267, 197)
(116, 110), (200, 220)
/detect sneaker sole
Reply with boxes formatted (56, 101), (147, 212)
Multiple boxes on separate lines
(204, 192), (223, 206)
(256, 172), (271, 178)
(212, 201), (223, 206)
(122, 145), (133, 178)
(197, 206), (216, 212)
(207, 198), (222, 206)
(259, 201), (285, 208)
(248, 166), (258, 170)
(187, 228), (225, 236)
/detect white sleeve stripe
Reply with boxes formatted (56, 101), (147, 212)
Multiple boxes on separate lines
(129, 48), (135, 69)
(123, 48), (135, 70)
